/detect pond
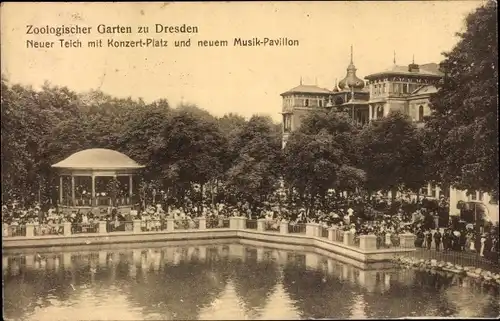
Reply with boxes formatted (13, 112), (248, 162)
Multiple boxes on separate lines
(3, 239), (499, 320)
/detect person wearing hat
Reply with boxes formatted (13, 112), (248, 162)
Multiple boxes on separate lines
(425, 229), (433, 250)
(433, 229), (442, 251)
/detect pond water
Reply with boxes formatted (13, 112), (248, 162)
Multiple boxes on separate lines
(3, 239), (500, 320)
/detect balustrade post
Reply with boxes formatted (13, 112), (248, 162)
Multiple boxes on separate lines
(132, 220), (142, 234)
(280, 220), (289, 234)
(257, 219), (266, 232)
(328, 227), (336, 242)
(306, 223), (319, 237)
(399, 233), (416, 248)
(166, 218), (175, 232)
(198, 217), (206, 230)
(26, 224), (35, 237)
(98, 221), (108, 234)
(229, 217), (240, 229)
(344, 231), (355, 246)
(63, 221), (72, 236)
(239, 217), (247, 230)
(359, 234), (377, 251)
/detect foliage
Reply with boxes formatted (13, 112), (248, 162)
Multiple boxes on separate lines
(358, 111), (426, 198)
(225, 115), (282, 209)
(426, 0), (498, 196)
(283, 110), (365, 210)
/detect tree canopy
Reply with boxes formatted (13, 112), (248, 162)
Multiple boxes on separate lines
(425, 0), (498, 197)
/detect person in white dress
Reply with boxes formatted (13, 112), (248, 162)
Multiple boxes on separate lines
(480, 234), (487, 257)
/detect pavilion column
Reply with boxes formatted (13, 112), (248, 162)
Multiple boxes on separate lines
(71, 175), (75, 206)
(368, 105), (373, 122)
(92, 175), (96, 207)
(59, 176), (63, 205)
(129, 175), (133, 205)
(129, 175), (133, 197)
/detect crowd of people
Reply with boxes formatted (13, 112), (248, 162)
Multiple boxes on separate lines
(2, 192), (498, 264)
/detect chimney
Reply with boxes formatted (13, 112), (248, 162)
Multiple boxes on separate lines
(408, 63), (420, 73)
(408, 54), (419, 72)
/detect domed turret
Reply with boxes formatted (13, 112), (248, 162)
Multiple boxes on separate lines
(338, 45), (365, 90)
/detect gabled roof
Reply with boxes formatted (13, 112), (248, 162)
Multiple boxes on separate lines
(280, 85), (332, 96)
(365, 63), (443, 80)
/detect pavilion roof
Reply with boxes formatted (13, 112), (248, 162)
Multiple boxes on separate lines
(280, 84), (332, 96)
(51, 148), (145, 170)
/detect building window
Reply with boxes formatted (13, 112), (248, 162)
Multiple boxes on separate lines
(319, 100), (323, 107)
(430, 184), (436, 198)
(478, 191), (484, 201)
(283, 114), (292, 133)
(467, 190), (477, 201)
(393, 83), (399, 94)
(305, 99), (309, 107)
(490, 193), (498, 204)
(418, 105), (424, 121)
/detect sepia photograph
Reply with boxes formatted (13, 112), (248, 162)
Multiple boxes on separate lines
(1, 1), (499, 320)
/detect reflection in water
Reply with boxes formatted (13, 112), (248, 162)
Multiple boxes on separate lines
(3, 242), (500, 320)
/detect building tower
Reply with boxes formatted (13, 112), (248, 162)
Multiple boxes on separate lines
(330, 45), (370, 125)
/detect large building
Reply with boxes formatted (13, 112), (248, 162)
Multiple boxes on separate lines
(280, 47), (498, 223)
(280, 46), (443, 148)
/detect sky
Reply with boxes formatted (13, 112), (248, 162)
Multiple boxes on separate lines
(1, 1), (485, 122)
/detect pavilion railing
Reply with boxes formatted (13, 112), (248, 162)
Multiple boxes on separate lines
(97, 197), (112, 207)
(74, 198), (92, 207)
(114, 197), (131, 207)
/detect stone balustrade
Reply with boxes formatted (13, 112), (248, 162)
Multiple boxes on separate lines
(3, 219), (416, 252)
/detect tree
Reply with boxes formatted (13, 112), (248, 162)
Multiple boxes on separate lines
(358, 111), (426, 202)
(225, 115), (282, 209)
(283, 130), (344, 213)
(153, 106), (227, 210)
(282, 110), (365, 209)
(426, 0), (498, 197)
(298, 110), (360, 166)
(218, 113), (247, 168)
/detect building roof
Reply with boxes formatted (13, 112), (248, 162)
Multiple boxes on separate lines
(51, 148), (145, 170)
(365, 63), (443, 80)
(280, 84), (332, 96)
(410, 84), (438, 96)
